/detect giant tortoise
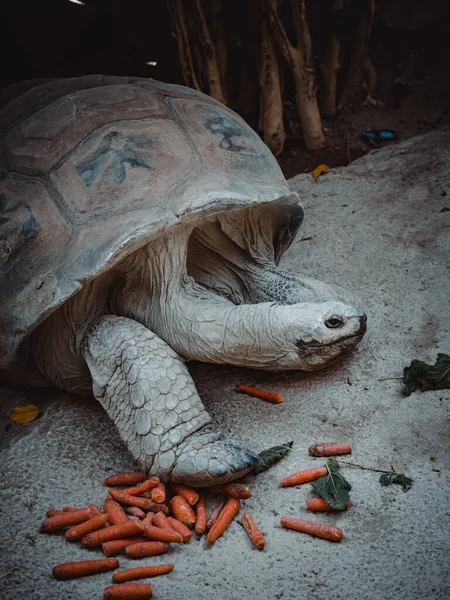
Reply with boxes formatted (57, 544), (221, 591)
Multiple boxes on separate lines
(0, 75), (366, 485)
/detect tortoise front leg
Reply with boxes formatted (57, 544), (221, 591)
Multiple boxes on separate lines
(81, 315), (258, 486)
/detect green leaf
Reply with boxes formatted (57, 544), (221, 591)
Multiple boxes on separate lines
(253, 441), (294, 474)
(379, 472), (413, 492)
(403, 353), (450, 395)
(311, 459), (351, 510)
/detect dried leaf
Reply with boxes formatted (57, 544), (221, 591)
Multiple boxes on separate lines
(9, 404), (40, 424)
(311, 459), (351, 510)
(403, 353), (450, 395)
(311, 164), (330, 183)
(253, 441), (293, 474)
(379, 472), (413, 492)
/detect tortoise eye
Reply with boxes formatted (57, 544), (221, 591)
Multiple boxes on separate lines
(325, 316), (344, 329)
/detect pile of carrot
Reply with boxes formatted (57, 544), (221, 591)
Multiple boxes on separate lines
(40, 471), (263, 599)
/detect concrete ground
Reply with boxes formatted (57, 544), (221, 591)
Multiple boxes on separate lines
(1, 128), (449, 600)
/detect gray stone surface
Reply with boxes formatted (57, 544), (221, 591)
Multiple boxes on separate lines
(1, 128), (449, 600)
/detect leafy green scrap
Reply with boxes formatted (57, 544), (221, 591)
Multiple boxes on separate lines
(311, 459), (351, 510)
(379, 472), (413, 492)
(253, 441), (294, 474)
(403, 353), (450, 395)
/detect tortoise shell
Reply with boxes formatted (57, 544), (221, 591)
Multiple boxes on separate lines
(0, 75), (302, 376)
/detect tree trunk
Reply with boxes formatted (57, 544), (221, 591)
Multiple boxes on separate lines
(209, 0), (228, 100)
(337, 0), (374, 109)
(259, 18), (285, 156)
(319, 0), (343, 117)
(168, 0), (200, 91)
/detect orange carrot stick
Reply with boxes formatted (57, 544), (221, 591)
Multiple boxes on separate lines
(40, 506), (93, 533)
(308, 442), (352, 457)
(113, 564), (174, 583)
(209, 483), (252, 499)
(62, 506), (79, 511)
(206, 498), (240, 544)
(104, 501), (130, 525)
(126, 507), (146, 519)
(102, 537), (148, 557)
(280, 466), (328, 487)
(169, 495), (196, 528)
(104, 583), (153, 600)
(52, 558), (119, 580)
(104, 472), (148, 486)
(120, 478), (160, 496)
(138, 521), (182, 544)
(152, 512), (174, 530)
(150, 483), (166, 503)
(306, 498), (352, 512)
(206, 500), (226, 530)
(142, 512), (155, 527)
(66, 514), (109, 541)
(236, 384), (283, 404)
(170, 483), (199, 505)
(81, 520), (141, 549)
(47, 509), (62, 517)
(89, 504), (102, 517)
(280, 515), (343, 542)
(167, 517), (193, 542)
(108, 489), (168, 513)
(125, 541), (169, 559)
(241, 512), (266, 550)
(194, 494), (207, 536)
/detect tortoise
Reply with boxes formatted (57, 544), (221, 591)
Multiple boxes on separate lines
(0, 75), (367, 485)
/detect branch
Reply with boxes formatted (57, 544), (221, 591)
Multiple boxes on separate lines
(262, 0), (295, 70)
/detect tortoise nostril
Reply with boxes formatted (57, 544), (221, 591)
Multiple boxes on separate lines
(359, 314), (368, 334)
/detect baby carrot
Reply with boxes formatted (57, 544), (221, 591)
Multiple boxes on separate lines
(280, 515), (343, 542)
(104, 501), (130, 525)
(104, 583), (153, 600)
(104, 472), (148, 486)
(169, 495), (196, 528)
(109, 489), (168, 513)
(194, 494), (207, 536)
(280, 466), (328, 487)
(81, 520), (141, 549)
(53, 558), (119, 580)
(113, 564), (174, 583)
(241, 512), (266, 550)
(125, 541), (169, 559)
(121, 478), (160, 497)
(102, 537), (148, 557)
(152, 512), (174, 530)
(139, 522), (182, 544)
(126, 507), (146, 519)
(89, 504), (102, 517)
(209, 483), (252, 499)
(237, 384), (283, 404)
(167, 517), (193, 542)
(66, 514), (109, 541)
(308, 442), (352, 457)
(306, 498), (352, 512)
(171, 483), (199, 505)
(206, 498), (240, 544)
(47, 509), (62, 517)
(150, 483), (166, 503)
(40, 507), (93, 533)
(142, 512), (155, 527)
(206, 500), (226, 530)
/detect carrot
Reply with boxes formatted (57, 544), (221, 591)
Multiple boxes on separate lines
(109, 489), (168, 513)
(81, 520), (141, 549)
(169, 495), (196, 529)
(104, 501), (130, 525)
(40, 506), (94, 533)
(104, 583), (152, 600)
(167, 517), (193, 542)
(306, 498), (352, 512)
(47, 509), (62, 517)
(209, 483), (252, 499)
(141, 524), (183, 544)
(280, 466), (328, 487)
(280, 515), (343, 542)
(206, 498), (240, 544)
(142, 512), (155, 527)
(125, 541), (169, 559)
(126, 507), (146, 519)
(150, 483), (166, 503)
(170, 483), (199, 505)
(308, 442), (352, 457)
(105, 494), (113, 503)
(152, 511), (174, 530)
(194, 494), (207, 536)
(241, 512), (266, 550)
(113, 564), (174, 583)
(121, 478), (160, 497)
(62, 506), (78, 511)
(104, 472), (148, 486)
(206, 500), (226, 530)
(89, 504), (102, 517)
(102, 537), (148, 557)
(236, 384), (283, 404)
(52, 558), (119, 580)
(66, 514), (109, 541)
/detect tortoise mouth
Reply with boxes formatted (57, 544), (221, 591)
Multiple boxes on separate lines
(295, 333), (364, 358)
